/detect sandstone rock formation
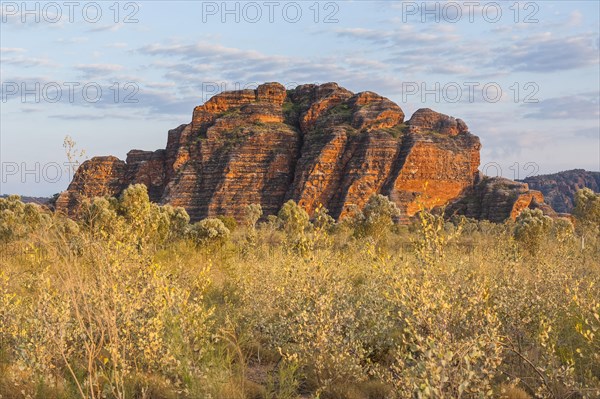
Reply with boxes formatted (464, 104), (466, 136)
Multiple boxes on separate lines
(56, 156), (128, 212)
(521, 169), (600, 213)
(56, 82), (546, 223)
(445, 176), (557, 222)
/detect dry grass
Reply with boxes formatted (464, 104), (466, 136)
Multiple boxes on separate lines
(1, 192), (599, 399)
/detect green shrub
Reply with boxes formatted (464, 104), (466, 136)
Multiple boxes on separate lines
(353, 194), (400, 240)
(573, 188), (600, 228)
(278, 200), (310, 236)
(243, 204), (263, 231)
(552, 217), (575, 244)
(573, 188), (600, 250)
(0, 196), (50, 243)
(188, 217), (231, 247)
(79, 184), (189, 249)
(277, 200), (312, 252)
(513, 208), (552, 255)
(162, 204), (191, 240)
(412, 207), (463, 266)
(1, 184), (599, 399)
(217, 215), (238, 232)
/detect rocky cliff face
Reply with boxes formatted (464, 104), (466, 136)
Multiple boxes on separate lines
(520, 169), (600, 213)
(56, 82), (542, 223)
(445, 176), (559, 222)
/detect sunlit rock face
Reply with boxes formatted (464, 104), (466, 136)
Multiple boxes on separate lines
(58, 81), (542, 223)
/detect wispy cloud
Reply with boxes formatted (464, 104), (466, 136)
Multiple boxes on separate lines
(74, 63), (125, 78)
(49, 113), (138, 121)
(523, 92), (600, 119)
(1, 56), (59, 68)
(493, 33), (599, 73)
(56, 37), (89, 44)
(104, 42), (128, 48)
(0, 47), (26, 54)
(136, 40), (407, 96)
(334, 25), (459, 45)
(87, 23), (123, 33)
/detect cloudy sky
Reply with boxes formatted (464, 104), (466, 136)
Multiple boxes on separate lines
(1, 0), (599, 196)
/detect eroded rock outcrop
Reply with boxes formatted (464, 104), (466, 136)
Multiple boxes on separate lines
(445, 176), (557, 222)
(56, 156), (127, 213)
(57, 82), (542, 223)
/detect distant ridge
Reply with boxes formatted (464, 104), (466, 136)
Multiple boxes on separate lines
(0, 194), (51, 205)
(520, 169), (600, 213)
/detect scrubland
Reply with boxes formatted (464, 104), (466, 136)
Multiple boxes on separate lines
(1, 185), (599, 399)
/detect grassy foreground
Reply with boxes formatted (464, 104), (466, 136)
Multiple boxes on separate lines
(1, 186), (599, 399)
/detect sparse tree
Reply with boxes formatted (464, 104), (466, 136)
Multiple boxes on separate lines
(63, 135), (86, 179)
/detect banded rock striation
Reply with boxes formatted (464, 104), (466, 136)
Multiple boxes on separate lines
(56, 82), (549, 223)
(445, 176), (557, 223)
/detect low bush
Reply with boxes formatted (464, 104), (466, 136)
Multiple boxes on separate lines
(0, 186), (599, 398)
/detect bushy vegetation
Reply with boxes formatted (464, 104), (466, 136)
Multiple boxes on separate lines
(1, 187), (599, 399)
(513, 209), (553, 256)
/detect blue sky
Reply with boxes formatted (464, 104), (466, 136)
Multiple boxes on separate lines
(1, 0), (599, 196)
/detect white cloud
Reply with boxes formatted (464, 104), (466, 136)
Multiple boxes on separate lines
(0, 47), (26, 54)
(104, 42), (128, 48)
(1, 56), (58, 68)
(87, 23), (123, 33)
(523, 92), (600, 120)
(493, 33), (599, 72)
(74, 63), (125, 78)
